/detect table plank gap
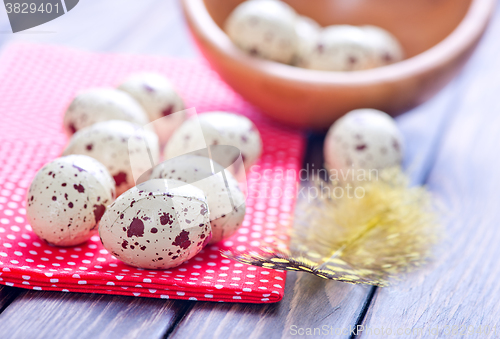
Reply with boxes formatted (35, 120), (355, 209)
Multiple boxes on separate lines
(0, 286), (22, 314)
(163, 301), (195, 339)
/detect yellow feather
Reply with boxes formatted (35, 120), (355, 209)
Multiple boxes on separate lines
(222, 167), (441, 286)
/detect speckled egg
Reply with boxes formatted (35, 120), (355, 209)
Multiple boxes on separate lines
(363, 25), (404, 67)
(26, 155), (116, 247)
(62, 120), (160, 196)
(225, 0), (299, 64)
(150, 155), (246, 243)
(118, 72), (187, 146)
(164, 112), (262, 172)
(302, 25), (376, 71)
(99, 179), (211, 269)
(63, 88), (149, 136)
(324, 109), (404, 175)
(294, 15), (321, 67)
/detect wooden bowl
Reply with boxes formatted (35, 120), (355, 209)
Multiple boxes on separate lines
(181, 0), (495, 129)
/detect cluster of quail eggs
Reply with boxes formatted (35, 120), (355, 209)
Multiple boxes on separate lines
(225, 0), (404, 71)
(27, 72), (263, 269)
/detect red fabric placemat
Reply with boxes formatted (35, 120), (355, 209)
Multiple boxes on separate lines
(0, 43), (305, 303)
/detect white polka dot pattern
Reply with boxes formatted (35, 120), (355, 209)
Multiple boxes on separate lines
(0, 44), (304, 303)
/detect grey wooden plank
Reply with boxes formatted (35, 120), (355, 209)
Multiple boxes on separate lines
(0, 290), (189, 339)
(0, 0), (197, 58)
(170, 256), (372, 339)
(360, 6), (500, 338)
(0, 286), (20, 312)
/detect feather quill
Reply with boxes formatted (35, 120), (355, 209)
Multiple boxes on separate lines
(223, 167), (440, 286)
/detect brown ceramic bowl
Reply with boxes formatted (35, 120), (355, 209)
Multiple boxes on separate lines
(182, 0), (496, 129)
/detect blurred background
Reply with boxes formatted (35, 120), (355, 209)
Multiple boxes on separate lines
(0, 1), (196, 57)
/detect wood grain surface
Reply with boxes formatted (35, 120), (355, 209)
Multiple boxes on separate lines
(360, 6), (500, 338)
(171, 273), (372, 339)
(0, 290), (189, 339)
(0, 0), (499, 338)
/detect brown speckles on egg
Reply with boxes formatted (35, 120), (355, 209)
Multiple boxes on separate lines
(248, 16), (258, 26)
(127, 217), (145, 238)
(363, 25), (404, 67)
(202, 233), (212, 247)
(160, 212), (174, 226)
(143, 84), (154, 93)
(383, 52), (393, 63)
(249, 47), (259, 56)
(68, 122), (77, 134)
(73, 184), (85, 193)
(72, 164), (86, 172)
(162, 105), (174, 117)
(392, 138), (400, 152)
(348, 55), (358, 65)
(172, 230), (191, 249)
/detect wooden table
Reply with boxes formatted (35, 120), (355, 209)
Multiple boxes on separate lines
(1, 1), (500, 338)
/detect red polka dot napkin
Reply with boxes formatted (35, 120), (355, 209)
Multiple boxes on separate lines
(0, 44), (305, 303)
